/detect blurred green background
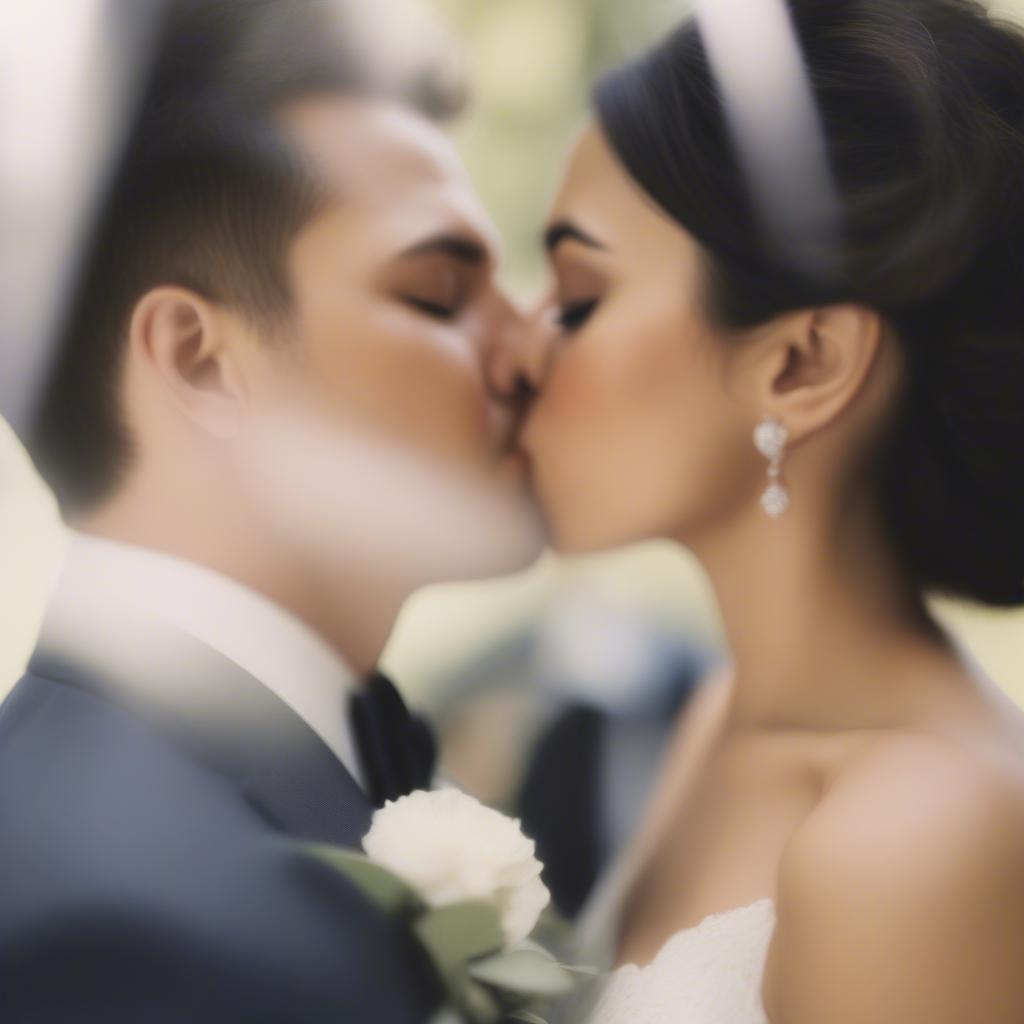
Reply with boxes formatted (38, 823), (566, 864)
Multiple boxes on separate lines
(0, 0), (1021, 745)
(431, 0), (688, 295)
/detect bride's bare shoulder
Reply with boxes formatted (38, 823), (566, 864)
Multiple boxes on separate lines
(764, 721), (1024, 1021)
(787, 722), (1024, 879)
(794, 664), (1024, 857)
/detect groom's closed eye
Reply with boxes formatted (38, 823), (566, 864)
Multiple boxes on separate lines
(396, 260), (465, 320)
(390, 233), (491, 322)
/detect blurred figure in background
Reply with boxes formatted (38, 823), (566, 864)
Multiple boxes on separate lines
(0, 0), (543, 1019)
(436, 592), (716, 919)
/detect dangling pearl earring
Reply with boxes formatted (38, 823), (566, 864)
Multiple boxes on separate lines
(754, 416), (790, 518)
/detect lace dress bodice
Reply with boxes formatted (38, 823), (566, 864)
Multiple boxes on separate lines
(584, 898), (776, 1024)
(560, 851), (777, 1024)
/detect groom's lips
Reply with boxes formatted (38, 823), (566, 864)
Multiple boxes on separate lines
(494, 416), (536, 490)
(492, 408), (530, 479)
(493, 380), (536, 475)
(497, 445), (531, 488)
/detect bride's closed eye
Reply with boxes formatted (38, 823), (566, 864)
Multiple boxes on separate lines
(550, 264), (606, 334)
(555, 298), (599, 332)
(552, 237), (606, 333)
(544, 219), (610, 336)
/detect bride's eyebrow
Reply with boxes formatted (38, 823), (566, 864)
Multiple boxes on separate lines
(544, 220), (609, 254)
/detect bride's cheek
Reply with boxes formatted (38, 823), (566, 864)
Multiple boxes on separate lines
(531, 341), (606, 432)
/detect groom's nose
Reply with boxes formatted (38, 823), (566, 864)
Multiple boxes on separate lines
(497, 299), (561, 395)
(482, 292), (530, 402)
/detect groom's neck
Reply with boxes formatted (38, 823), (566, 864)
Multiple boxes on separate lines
(74, 484), (408, 679)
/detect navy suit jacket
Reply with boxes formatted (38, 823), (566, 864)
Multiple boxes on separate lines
(0, 629), (443, 1023)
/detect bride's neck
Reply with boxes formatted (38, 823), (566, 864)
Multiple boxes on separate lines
(688, 487), (957, 734)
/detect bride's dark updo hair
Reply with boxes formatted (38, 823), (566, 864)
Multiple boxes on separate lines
(595, 0), (1024, 608)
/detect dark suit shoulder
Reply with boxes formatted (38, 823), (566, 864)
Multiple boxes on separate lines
(0, 674), (442, 1023)
(0, 672), (264, 884)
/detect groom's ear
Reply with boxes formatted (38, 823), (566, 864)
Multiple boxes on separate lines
(127, 286), (249, 439)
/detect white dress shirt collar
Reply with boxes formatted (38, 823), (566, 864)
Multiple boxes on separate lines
(44, 532), (365, 789)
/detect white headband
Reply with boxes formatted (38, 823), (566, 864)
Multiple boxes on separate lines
(694, 0), (843, 280)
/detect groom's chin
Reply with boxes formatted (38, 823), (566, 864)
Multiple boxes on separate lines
(434, 490), (550, 585)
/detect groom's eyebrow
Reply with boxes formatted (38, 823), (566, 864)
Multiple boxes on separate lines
(545, 221), (608, 253)
(400, 233), (492, 267)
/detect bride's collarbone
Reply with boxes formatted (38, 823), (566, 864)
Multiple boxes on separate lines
(628, 723), (1024, 961)
(615, 766), (821, 967)
(614, 724), (916, 968)
(615, 664), (1024, 970)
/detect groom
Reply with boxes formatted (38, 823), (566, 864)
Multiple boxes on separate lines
(0, 0), (540, 1020)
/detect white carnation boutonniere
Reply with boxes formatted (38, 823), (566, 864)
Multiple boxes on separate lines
(311, 788), (596, 1024)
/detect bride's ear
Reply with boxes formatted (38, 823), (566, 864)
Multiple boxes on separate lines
(749, 304), (888, 445)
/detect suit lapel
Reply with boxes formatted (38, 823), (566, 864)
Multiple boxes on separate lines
(30, 612), (373, 849)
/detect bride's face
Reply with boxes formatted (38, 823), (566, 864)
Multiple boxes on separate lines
(516, 122), (761, 553)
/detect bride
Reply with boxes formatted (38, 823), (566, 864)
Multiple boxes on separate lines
(497, 0), (1024, 1020)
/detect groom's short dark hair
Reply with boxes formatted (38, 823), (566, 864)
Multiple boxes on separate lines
(28, 0), (466, 514)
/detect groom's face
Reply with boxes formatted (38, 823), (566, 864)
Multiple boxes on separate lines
(242, 96), (526, 486)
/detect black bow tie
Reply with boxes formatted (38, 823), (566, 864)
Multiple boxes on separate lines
(349, 672), (438, 809)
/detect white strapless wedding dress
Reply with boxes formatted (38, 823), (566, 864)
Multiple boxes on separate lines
(562, 858), (777, 1024)
(584, 898), (776, 1024)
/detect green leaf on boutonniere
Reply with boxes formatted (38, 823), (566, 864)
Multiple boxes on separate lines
(413, 901), (505, 980)
(505, 938), (598, 978)
(306, 846), (418, 915)
(507, 938), (557, 961)
(459, 978), (502, 1024)
(559, 963), (601, 978)
(467, 948), (577, 997)
(507, 1010), (549, 1024)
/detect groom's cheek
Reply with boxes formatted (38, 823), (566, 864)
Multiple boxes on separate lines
(295, 304), (493, 470)
(265, 95), (514, 481)
(270, 260), (494, 473)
